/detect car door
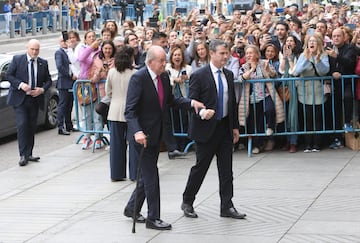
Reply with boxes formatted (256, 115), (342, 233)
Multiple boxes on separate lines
(0, 62), (17, 138)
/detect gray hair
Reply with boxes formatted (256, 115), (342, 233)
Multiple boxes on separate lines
(145, 45), (165, 65)
(208, 39), (228, 52)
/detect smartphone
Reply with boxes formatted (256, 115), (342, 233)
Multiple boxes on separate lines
(177, 30), (183, 39)
(247, 34), (255, 44)
(307, 28), (315, 35)
(325, 42), (333, 49)
(213, 27), (219, 35)
(237, 32), (244, 38)
(95, 33), (101, 39)
(62, 31), (68, 41)
(275, 7), (284, 13)
(103, 63), (109, 69)
(271, 35), (278, 42)
(345, 23), (356, 30)
(175, 7), (187, 14)
(199, 9), (205, 14)
(186, 21), (192, 27)
(181, 70), (187, 75)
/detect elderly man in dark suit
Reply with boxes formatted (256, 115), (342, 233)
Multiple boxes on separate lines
(55, 36), (76, 135)
(6, 39), (52, 166)
(181, 39), (246, 220)
(123, 45), (204, 231)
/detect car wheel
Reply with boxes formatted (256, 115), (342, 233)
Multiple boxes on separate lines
(45, 96), (58, 129)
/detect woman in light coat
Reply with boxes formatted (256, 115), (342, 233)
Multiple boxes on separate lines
(106, 46), (136, 181)
(290, 33), (329, 152)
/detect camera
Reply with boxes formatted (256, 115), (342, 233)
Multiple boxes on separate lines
(62, 31), (68, 41)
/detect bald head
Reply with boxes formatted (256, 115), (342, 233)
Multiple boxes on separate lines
(332, 28), (345, 47)
(145, 45), (166, 75)
(27, 39), (40, 59)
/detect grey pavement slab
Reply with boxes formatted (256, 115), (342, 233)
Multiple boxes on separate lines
(0, 142), (359, 243)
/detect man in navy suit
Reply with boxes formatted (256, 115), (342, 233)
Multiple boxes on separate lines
(181, 39), (247, 219)
(6, 39), (52, 166)
(123, 45), (204, 230)
(55, 36), (76, 135)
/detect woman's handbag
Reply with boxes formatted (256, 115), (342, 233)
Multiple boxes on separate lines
(277, 85), (290, 102)
(77, 82), (97, 105)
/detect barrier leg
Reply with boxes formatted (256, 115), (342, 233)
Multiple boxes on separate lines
(183, 140), (195, 154)
(247, 136), (252, 157)
(10, 20), (15, 38)
(20, 19), (26, 37)
(32, 18), (37, 35)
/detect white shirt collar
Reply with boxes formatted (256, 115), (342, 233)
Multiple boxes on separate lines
(210, 62), (222, 74)
(147, 66), (157, 81)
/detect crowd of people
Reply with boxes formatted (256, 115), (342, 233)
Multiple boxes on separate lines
(51, 2), (360, 169)
(7, 0), (360, 232)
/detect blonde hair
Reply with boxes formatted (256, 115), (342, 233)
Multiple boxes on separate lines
(303, 32), (324, 60)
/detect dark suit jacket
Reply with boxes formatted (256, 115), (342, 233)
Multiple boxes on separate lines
(125, 66), (191, 146)
(55, 48), (73, 90)
(188, 64), (239, 143)
(6, 54), (52, 109)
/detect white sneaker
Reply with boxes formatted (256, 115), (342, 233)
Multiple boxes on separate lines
(252, 147), (260, 154)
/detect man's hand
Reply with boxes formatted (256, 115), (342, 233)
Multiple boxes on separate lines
(191, 99), (205, 114)
(332, 72), (342, 80)
(29, 87), (44, 97)
(134, 131), (147, 148)
(233, 129), (240, 144)
(200, 109), (215, 120)
(20, 82), (31, 92)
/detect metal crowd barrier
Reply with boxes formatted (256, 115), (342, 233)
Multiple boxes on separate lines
(169, 75), (360, 157)
(72, 79), (110, 152)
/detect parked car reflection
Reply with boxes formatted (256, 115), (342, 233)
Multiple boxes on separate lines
(0, 54), (58, 139)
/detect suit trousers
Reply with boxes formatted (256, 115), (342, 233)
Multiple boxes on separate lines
(183, 117), (234, 210)
(109, 121), (127, 180)
(57, 89), (74, 130)
(14, 96), (39, 157)
(128, 140), (138, 181)
(126, 143), (161, 220)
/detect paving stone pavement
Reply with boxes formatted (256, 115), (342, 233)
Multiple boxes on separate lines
(0, 142), (359, 243)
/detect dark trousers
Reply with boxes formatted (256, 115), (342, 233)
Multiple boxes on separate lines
(247, 101), (265, 147)
(125, 143), (160, 220)
(109, 121), (127, 180)
(135, 12), (143, 26)
(302, 104), (322, 148)
(183, 117), (234, 211)
(57, 89), (73, 130)
(128, 140), (138, 180)
(14, 96), (39, 157)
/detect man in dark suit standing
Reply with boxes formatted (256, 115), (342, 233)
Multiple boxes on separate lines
(6, 39), (52, 166)
(55, 36), (76, 135)
(123, 45), (204, 230)
(181, 39), (246, 219)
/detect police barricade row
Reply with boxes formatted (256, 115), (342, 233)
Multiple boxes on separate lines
(73, 79), (110, 152)
(169, 75), (360, 157)
(0, 4), (154, 34)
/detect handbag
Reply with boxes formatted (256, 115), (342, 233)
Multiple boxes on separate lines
(277, 59), (290, 102)
(77, 83), (97, 106)
(277, 85), (290, 102)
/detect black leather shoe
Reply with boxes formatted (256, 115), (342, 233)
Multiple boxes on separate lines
(27, 155), (40, 162)
(58, 128), (70, 135)
(181, 202), (198, 218)
(220, 207), (246, 219)
(19, 156), (28, 166)
(146, 219), (172, 230)
(123, 208), (146, 223)
(66, 127), (79, 132)
(168, 149), (184, 160)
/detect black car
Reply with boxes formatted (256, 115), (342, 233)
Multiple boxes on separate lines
(0, 54), (58, 138)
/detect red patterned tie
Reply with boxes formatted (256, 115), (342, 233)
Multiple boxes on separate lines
(156, 75), (164, 109)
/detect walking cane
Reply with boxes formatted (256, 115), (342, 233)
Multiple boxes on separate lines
(132, 142), (146, 234)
